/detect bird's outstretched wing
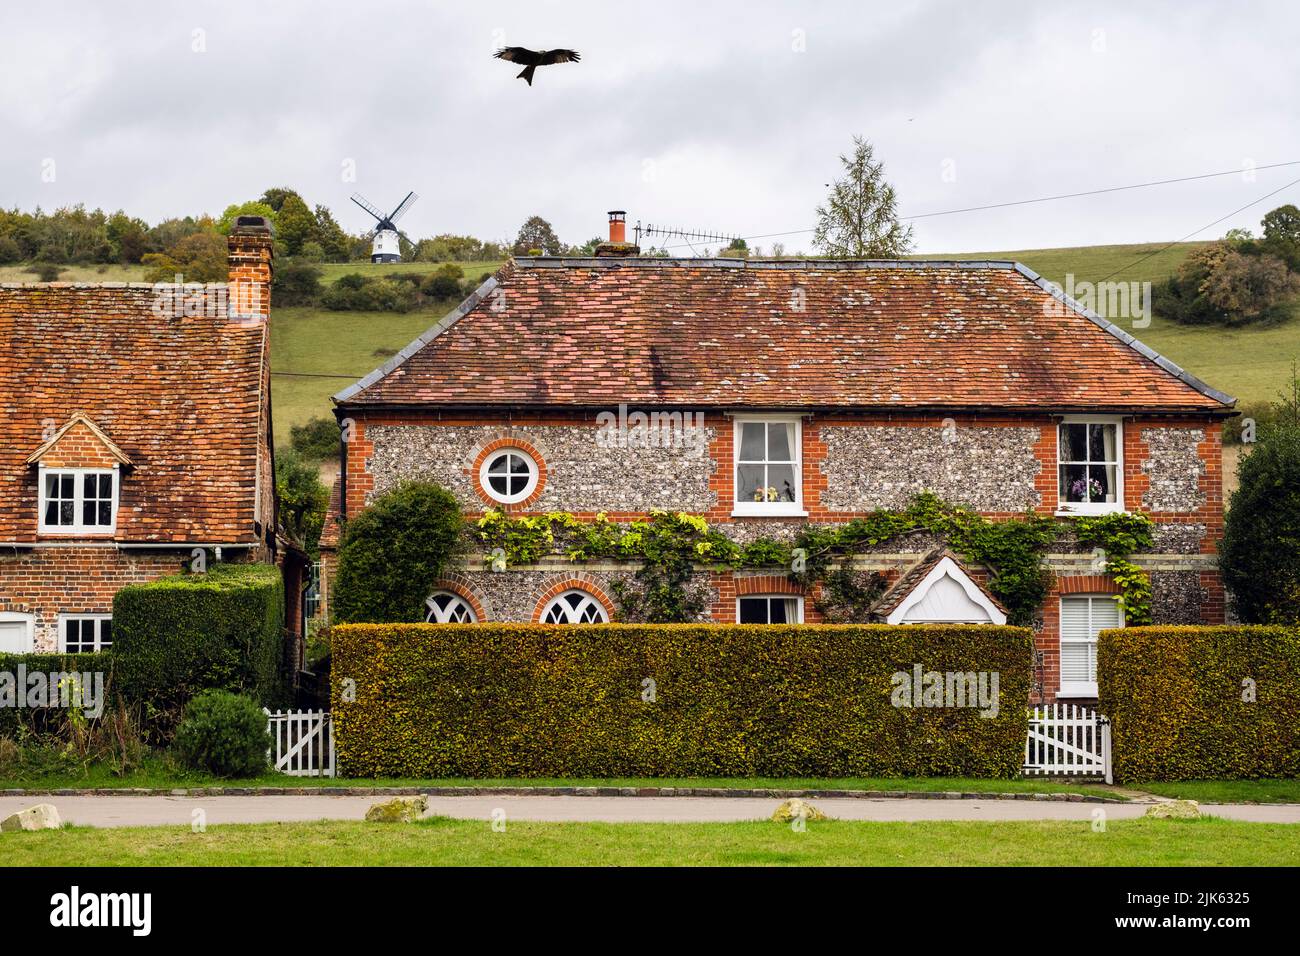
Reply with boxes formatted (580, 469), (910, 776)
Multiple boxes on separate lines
(538, 49), (580, 64)
(494, 47), (540, 65)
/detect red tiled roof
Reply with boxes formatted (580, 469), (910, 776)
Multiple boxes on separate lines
(0, 284), (268, 543)
(335, 259), (1233, 413)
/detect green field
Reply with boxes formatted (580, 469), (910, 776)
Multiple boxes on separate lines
(2, 816), (1294, 866)
(7, 242), (1298, 444)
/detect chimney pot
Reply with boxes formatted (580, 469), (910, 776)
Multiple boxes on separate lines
(607, 210), (627, 245)
(232, 215), (274, 236)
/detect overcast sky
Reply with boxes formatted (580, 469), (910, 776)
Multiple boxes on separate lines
(3, 0), (1298, 253)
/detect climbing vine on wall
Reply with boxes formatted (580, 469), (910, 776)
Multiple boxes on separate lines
(474, 493), (1156, 627)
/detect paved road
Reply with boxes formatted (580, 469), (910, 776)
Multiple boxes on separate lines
(3, 795), (1299, 828)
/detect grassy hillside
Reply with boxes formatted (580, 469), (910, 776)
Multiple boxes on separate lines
(922, 241), (1298, 407)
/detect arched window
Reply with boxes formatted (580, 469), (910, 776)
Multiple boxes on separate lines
(541, 589), (609, 624)
(425, 590), (477, 623)
(479, 448), (539, 504)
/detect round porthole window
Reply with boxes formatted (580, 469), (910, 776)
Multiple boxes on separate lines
(479, 448), (539, 504)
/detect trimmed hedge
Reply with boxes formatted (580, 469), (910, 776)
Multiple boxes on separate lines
(0, 652), (109, 737)
(1099, 625), (1300, 782)
(112, 563), (285, 713)
(332, 623), (1033, 778)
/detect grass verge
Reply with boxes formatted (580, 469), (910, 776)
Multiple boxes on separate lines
(0, 761), (1117, 797)
(1128, 779), (1300, 804)
(2, 817), (1294, 866)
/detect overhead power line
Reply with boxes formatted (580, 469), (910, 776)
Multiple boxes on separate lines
(658, 160), (1300, 252)
(1098, 174), (1300, 283)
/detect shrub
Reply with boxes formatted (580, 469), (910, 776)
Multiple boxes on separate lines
(420, 263), (464, 299)
(0, 652), (110, 738)
(29, 262), (64, 281)
(171, 690), (271, 777)
(321, 275), (418, 312)
(332, 482), (464, 623)
(289, 416), (339, 462)
(331, 623), (1033, 778)
(1099, 625), (1300, 781)
(1221, 423), (1300, 624)
(276, 449), (329, 553)
(272, 260), (322, 307)
(112, 563), (285, 717)
(0, 235), (22, 263)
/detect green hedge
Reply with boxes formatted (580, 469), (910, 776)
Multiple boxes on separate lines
(332, 623), (1033, 778)
(112, 563), (286, 713)
(0, 652), (109, 737)
(1099, 625), (1300, 782)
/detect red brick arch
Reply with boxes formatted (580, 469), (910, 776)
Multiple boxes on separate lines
(531, 574), (616, 623)
(468, 436), (548, 511)
(1057, 574), (1122, 595)
(734, 574), (806, 596)
(425, 574), (489, 622)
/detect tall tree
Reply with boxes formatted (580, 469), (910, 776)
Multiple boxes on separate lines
(1221, 369), (1300, 624)
(512, 215), (563, 256)
(813, 136), (913, 258)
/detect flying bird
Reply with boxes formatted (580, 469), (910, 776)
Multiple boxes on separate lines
(493, 47), (581, 86)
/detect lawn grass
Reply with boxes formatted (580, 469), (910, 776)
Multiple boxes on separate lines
(1130, 779), (1300, 804)
(2, 817), (1294, 866)
(0, 761), (1118, 798)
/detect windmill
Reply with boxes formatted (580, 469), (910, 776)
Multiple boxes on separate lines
(350, 191), (419, 263)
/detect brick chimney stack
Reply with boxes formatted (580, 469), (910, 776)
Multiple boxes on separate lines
(228, 216), (275, 322)
(595, 210), (639, 257)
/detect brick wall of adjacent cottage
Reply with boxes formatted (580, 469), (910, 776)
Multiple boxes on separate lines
(1, 548), (186, 651)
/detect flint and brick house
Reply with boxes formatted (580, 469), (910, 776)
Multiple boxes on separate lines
(321, 213), (1235, 702)
(0, 221), (278, 655)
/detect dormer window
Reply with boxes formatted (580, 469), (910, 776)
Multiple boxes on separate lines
(38, 467), (118, 534)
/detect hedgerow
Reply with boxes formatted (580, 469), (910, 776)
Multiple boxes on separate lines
(1098, 625), (1300, 781)
(0, 652), (109, 737)
(331, 622), (1033, 778)
(111, 563), (285, 715)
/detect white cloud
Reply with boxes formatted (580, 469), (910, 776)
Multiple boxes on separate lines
(1, 0), (1296, 252)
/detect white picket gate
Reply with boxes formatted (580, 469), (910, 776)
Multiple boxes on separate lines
(1023, 704), (1112, 783)
(264, 709), (335, 777)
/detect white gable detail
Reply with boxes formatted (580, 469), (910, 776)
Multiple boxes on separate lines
(886, 556), (1007, 625)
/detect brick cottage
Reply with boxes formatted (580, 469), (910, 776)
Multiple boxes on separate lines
(0, 220), (279, 655)
(321, 213), (1234, 702)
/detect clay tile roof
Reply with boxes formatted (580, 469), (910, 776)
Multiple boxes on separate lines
(320, 477), (342, 550)
(0, 284), (268, 543)
(334, 258), (1234, 413)
(872, 548), (1007, 618)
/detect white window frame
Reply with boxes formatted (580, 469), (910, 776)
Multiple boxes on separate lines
(424, 591), (478, 623)
(58, 613), (113, 653)
(1058, 594), (1123, 698)
(541, 589), (610, 624)
(1055, 416), (1124, 516)
(730, 414), (806, 517)
(0, 612), (35, 653)
(37, 464), (120, 534)
(736, 594), (805, 624)
(478, 448), (539, 505)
